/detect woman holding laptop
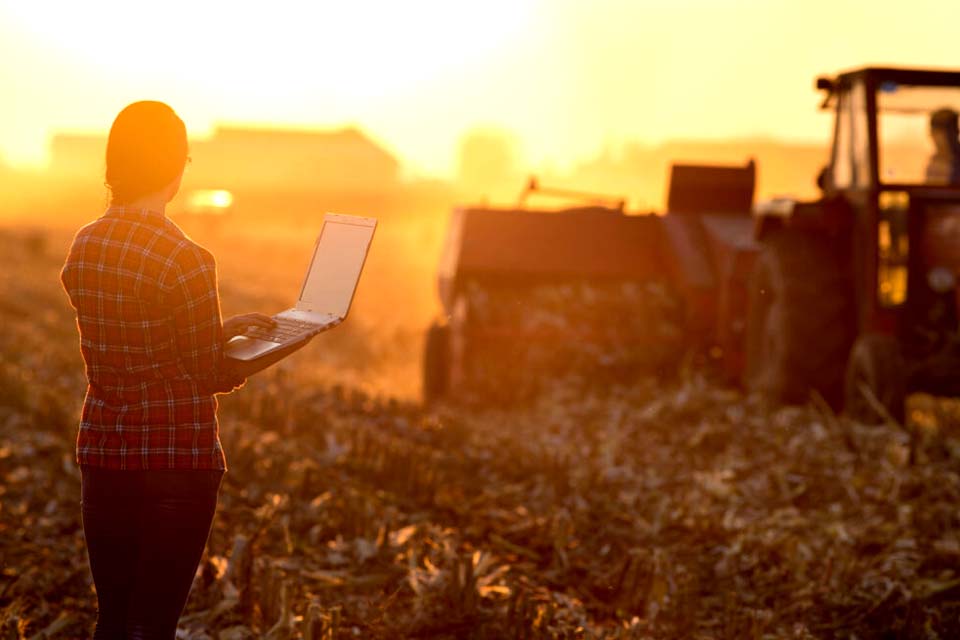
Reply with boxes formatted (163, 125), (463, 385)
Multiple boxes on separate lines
(60, 101), (307, 638)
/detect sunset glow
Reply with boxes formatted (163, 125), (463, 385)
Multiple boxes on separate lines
(3, 0), (959, 176)
(8, 4), (960, 635)
(187, 189), (234, 212)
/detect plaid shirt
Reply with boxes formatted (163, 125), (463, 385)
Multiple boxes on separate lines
(61, 206), (244, 470)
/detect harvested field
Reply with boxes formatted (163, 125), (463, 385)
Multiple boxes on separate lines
(3, 223), (960, 638)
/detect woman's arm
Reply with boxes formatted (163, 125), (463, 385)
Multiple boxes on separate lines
(170, 246), (322, 387)
(169, 246), (248, 393)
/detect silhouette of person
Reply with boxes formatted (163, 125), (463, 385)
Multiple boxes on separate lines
(60, 101), (307, 638)
(926, 108), (960, 185)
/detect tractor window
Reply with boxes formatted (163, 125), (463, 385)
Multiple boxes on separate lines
(832, 85), (871, 189)
(877, 83), (960, 186)
(832, 92), (853, 188)
(850, 83), (871, 187)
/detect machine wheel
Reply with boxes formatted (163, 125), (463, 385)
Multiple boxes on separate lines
(745, 232), (853, 407)
(422, 322), (451, 404)
(844, 333), (906, 424)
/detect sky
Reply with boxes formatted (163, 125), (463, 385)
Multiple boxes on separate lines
(2, 0), (959, 177)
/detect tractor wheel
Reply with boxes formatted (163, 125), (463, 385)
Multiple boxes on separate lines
(745, 232), (853, 407)
(844, 333), (906, 424)
(422, 322), (451, 405)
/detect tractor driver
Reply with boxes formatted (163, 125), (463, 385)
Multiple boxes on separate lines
(926, 108), (960, 185)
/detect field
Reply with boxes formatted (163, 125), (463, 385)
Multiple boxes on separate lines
(3, 208), (960, 639)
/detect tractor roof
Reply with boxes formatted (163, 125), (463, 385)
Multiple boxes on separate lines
(819, 66), (960, 91)
(816, 67), (960, 111)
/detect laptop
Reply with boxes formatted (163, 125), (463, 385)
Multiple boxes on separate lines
(224, 213), (377, 361)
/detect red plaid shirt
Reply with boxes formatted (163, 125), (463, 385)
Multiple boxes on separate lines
(61, 206), (244, 470)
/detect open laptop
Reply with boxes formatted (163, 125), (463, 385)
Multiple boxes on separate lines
(224, 213), (377, 361)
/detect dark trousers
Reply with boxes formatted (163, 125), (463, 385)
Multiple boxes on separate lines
(80, 466), (223, 640)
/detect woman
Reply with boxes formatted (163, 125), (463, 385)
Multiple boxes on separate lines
(61, 101), (304, 638)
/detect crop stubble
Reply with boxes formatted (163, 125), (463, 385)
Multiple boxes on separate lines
(2, 226), (960, 638)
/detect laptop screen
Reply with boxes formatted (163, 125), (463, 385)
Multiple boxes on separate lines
(298, 216), (375, 317)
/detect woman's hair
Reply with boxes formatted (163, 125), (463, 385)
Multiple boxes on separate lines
(105, 101), (188, 204)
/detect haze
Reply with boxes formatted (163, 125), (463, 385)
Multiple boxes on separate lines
(3, 0), (958, 178)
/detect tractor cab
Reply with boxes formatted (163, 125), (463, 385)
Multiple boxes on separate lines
(820, 67), (960, 191)
(750, 67), (960, 419)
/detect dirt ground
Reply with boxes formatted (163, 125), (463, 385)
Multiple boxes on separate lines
(3, 219), (960, 639)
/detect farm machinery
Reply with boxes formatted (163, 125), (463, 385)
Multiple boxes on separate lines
(422, 162), (759, 403)
(424, 66), (960, 421)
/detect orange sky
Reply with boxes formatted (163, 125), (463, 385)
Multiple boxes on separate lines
(2, 0), (959, 177)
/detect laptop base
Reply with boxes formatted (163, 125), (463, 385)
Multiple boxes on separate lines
(224, 335), (294, 361)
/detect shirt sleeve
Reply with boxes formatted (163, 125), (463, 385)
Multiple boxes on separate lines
(60, 232), (82, 310)
(168, 244), (245, 394)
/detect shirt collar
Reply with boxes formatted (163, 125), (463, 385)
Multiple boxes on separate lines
(104, 205), (167, 222)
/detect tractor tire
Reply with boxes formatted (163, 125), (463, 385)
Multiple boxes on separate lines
(422, 322), (451, 405)
(745, 232), (854, 408)
(844, 333), (906, 424)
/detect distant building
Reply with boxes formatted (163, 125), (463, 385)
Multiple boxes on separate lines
(49, 134), (105, 181)
(48, 126), (399, 192)
(190, 126), (399, 192)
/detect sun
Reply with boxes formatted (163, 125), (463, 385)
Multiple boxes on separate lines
(3, 1), (535, 100)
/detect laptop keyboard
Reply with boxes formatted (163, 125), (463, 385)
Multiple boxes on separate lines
(243, 317), (316, 344)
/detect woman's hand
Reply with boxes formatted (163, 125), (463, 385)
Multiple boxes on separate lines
(223, 313), (276, 340)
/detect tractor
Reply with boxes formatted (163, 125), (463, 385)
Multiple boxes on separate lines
(424, 66), (960, 420)
(749, 66), (960, 421)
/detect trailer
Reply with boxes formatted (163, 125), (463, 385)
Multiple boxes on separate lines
(423, 161), (758, 403)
